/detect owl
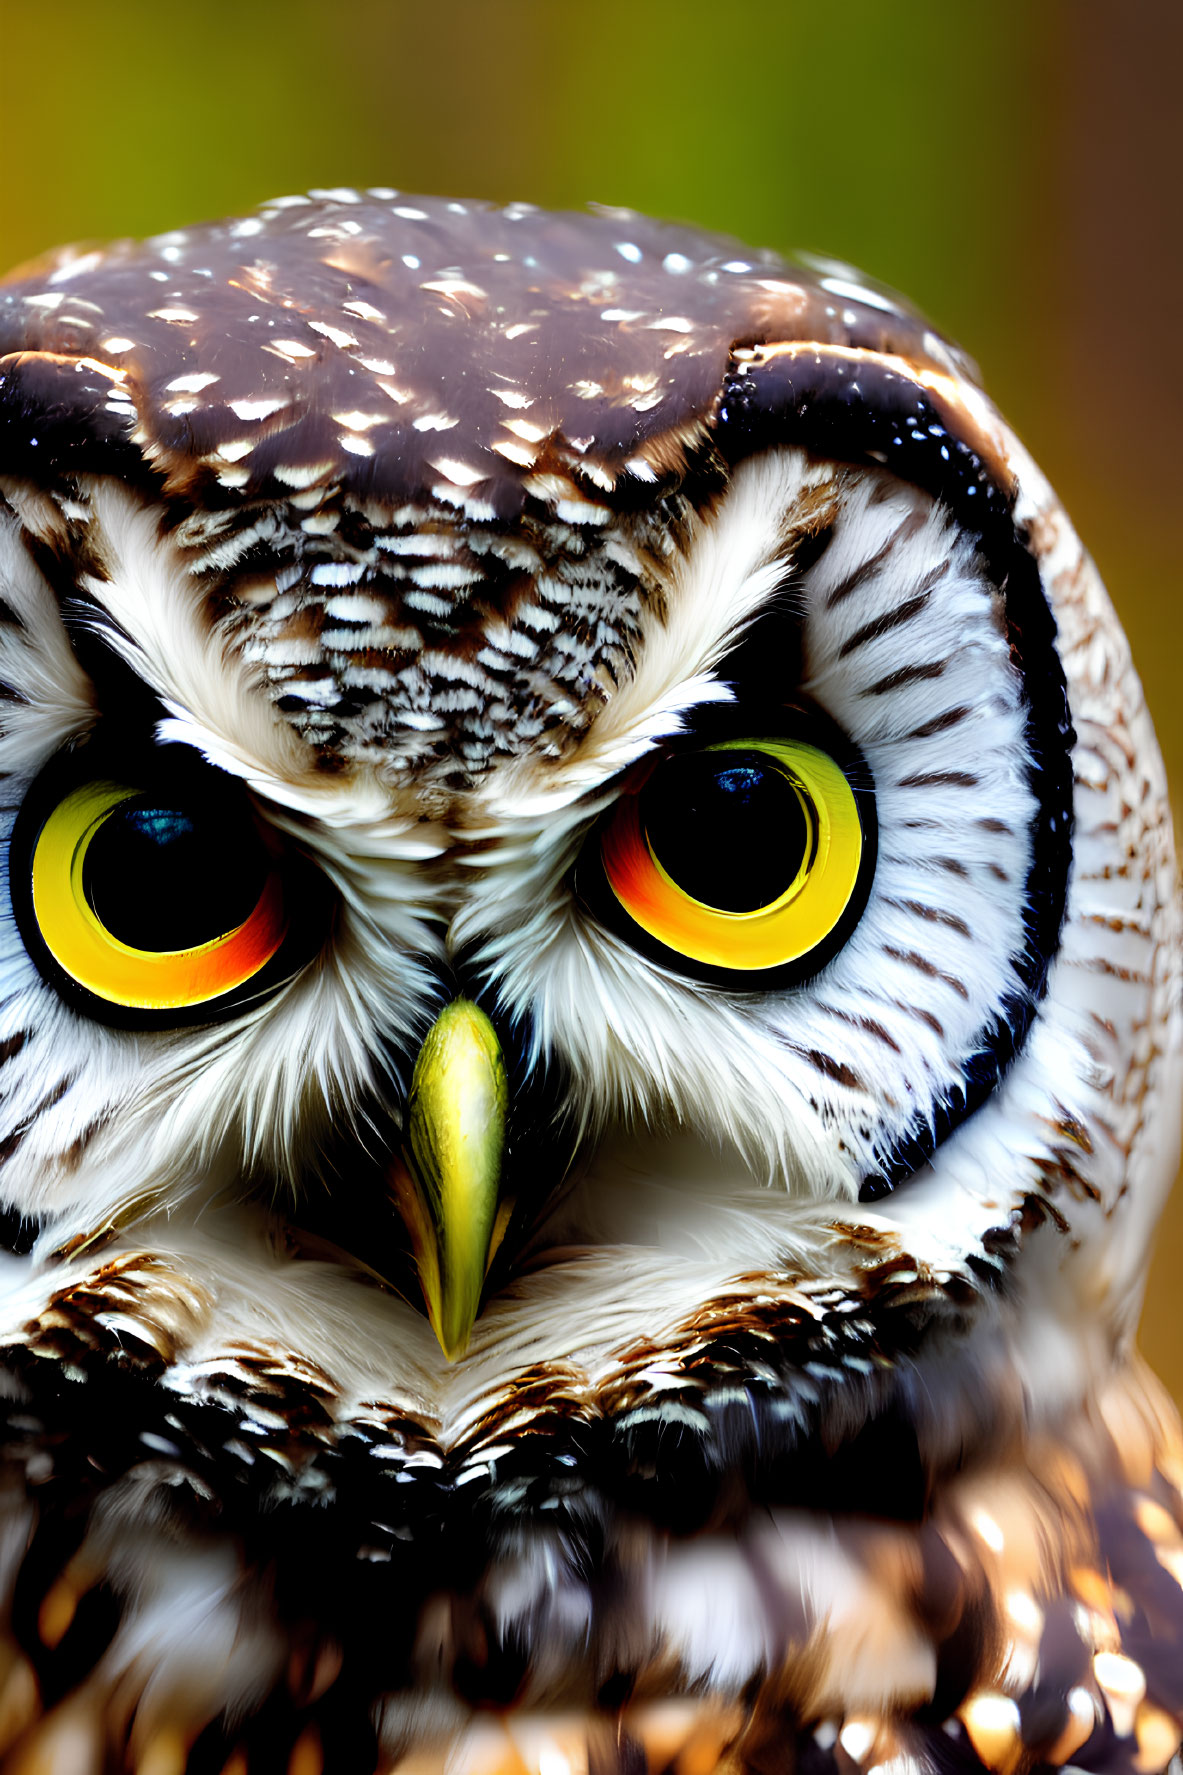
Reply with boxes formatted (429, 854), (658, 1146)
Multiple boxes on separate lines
(0, 187), (1178, 1775)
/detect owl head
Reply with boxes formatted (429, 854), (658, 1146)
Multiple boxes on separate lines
(0, 193), (1179, 1767)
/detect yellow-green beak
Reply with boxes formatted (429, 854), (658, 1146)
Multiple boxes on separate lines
(394, 999), (510, 1361)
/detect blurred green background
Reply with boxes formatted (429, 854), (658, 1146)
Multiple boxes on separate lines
(1, 0), (1180, 1395)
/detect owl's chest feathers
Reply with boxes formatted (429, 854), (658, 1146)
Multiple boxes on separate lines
(0, 1217), (1178, 1755)
(0, 1160), (1090, 1515)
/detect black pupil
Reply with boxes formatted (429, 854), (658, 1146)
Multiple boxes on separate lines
(83, 796), (268, 952)
(640, 750), (813, 913)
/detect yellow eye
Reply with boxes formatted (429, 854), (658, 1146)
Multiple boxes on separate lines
(21, 773), (287, 1017)
(594, 737), (874, 980)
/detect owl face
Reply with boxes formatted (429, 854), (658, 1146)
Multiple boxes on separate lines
(0, 194), (1180, 1761)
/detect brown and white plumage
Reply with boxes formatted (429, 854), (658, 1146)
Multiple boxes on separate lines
(0, 191), (1178, 1774)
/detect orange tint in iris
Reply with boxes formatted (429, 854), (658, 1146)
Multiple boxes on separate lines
(600, 739), (864, 972)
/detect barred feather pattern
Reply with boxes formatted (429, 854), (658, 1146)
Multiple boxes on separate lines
(0, 1242), (1179, 1774)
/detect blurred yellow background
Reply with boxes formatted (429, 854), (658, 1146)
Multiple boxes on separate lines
(1, 0), (1179, 1395)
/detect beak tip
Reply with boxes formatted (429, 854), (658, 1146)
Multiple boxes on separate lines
(434, 1320), (472, 1363)
(426, 1293), (477, 1363)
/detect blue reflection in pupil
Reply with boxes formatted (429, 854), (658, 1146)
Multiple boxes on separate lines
(721, 766), (760, 794)
(82, 797), (266, 953)
(641, 752), (811, 913)
(134, 810), (192, 846)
